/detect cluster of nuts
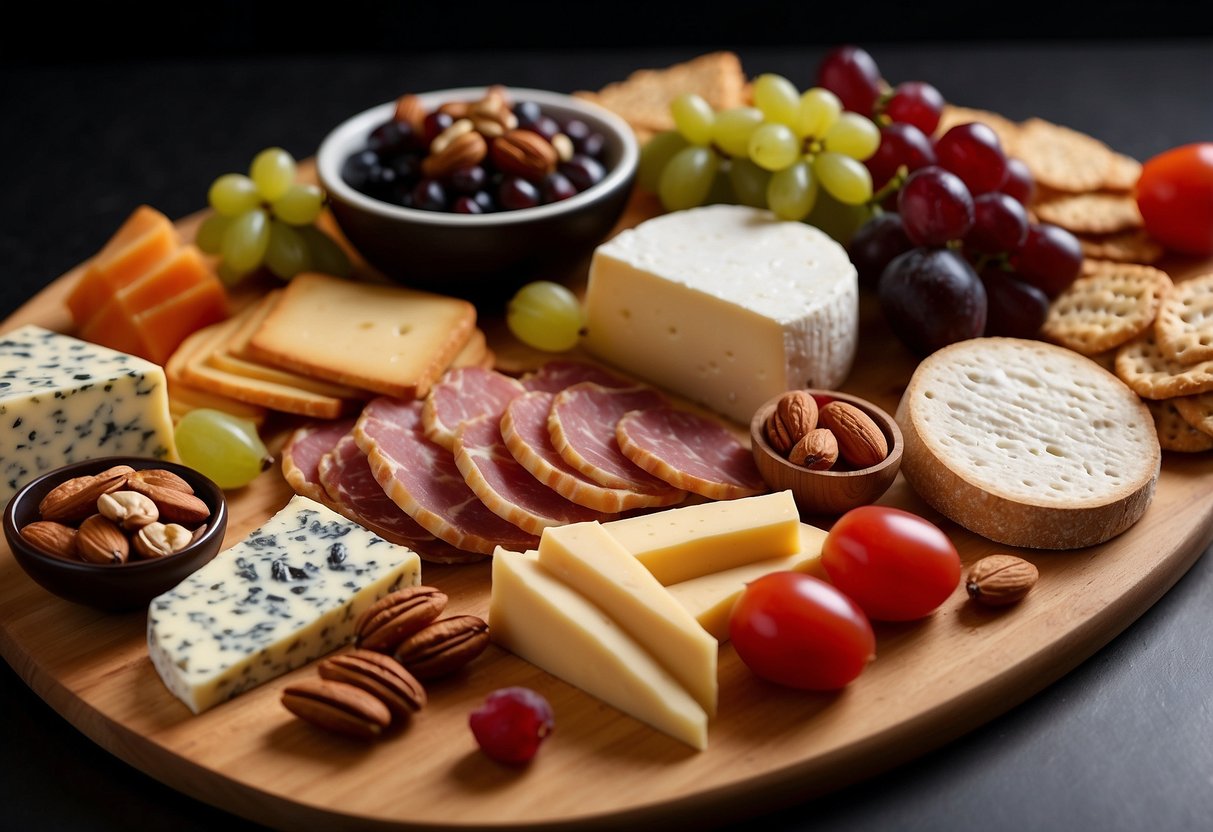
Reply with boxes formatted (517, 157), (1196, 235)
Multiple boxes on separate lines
(20, 465), (211, 564)
(765, 391), (890, 471)
(281, 585), (490, 740)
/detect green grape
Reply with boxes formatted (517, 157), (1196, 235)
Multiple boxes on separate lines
(249, 147), (296, 202)
(175, 408), (272, 490)
(670, 93), (716, 146)
(195, 212), (231, 255)
(823, 112), (881, 161)
(751, 73), (800, 127)
(271, 183), (325, 225)
(806, 190), (875, 245)
(220, 208), (270, 276)
(813, 151), (874, 205)
(728, 157), (772, 208)
(638, 131), (689, 193)
(216, 262), (246, 287)
(264, 220), (311, 279)
(658, 146), (719, 211)
(506, 280), (585, 352)
(797, 88), (843, 139)
(767, 160), (818, 221)
(298, 225), (352, 278)
(704, 168), (734, 205)
(712, 106), (763, 157)
(208, 173), (261, 217)
(747, 123), (800, 172)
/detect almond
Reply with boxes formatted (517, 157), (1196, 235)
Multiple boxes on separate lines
(489, 129), (557, 180)
(767, 390), (818, 455)
(966, 555), (1039, 606)
(127, 468), (194, 494)
(421, 130), (488, 179)
(39, 471), (129, 523)
(818, 401), (889, 468)
(393, 93), (426, 134)
(789, 428), (838, 470)
(19, 520), (78, 560)
(76, 514), (130, 564)
(125, 479), (211, 525)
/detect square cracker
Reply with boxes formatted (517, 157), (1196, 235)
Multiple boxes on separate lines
(246, 272), (476, 399)
(1154, 272), (1213, 364)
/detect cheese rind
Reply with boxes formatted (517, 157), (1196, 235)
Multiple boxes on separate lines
(583, 204), (858, 423)
(490, 548), (708, 750)
(147, 495), (421, 714)
(537, 521), (718, 715)
(0, 325), (176, 505)
(601, 489), (802, 585)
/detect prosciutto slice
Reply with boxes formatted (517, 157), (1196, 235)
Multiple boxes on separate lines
(280, 417), (358, 503)
(616, 408), (767, 500)
(520, 359), (632, 394)
(421, 367), (526, 451)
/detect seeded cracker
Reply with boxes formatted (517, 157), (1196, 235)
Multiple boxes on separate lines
(1034, 192), (1144, 235)
(1173, 392), (1213, 438)
(1017, 117), (1115, 193)
(1115, 328), (1213, 399)
(1079, 229), (1164, 264)
(1044, 263), (1171, 355)
(1146, 398), (1213, 452)
(1154, 272), (1213, 364)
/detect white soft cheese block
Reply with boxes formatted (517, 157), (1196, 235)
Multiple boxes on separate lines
(601, 489), (802, 585)
(582, 204), (858, 423)
(490, 547), (708, 751)
(0, 324), (177, 504)
(147, 495), (421, 714)
(665, 523), (828, 641)
(537, 521), (719, 716)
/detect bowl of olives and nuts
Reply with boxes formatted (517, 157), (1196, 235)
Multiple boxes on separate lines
(316, 86), (638, 297)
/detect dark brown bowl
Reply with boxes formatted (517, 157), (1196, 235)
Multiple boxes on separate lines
(3, 456), (228, 612)
(750, 390), (903, 517)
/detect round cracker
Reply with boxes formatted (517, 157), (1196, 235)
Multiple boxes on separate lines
(1154, 272), (1213, 365)
(1115, 328), (1213, 399)
(1017, 117), (1114, 193)
(1103, 152), (1143, 191)
(1146, 398), (1213, 452)
(1173, 392), (1213, 438)
(1042, 263), (1172, 355)
(1078, 229), (1164, 264)
(1034, 192), (1143, 235)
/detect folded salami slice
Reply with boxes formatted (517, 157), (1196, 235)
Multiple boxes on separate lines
(520, 359), (632, 393)
(548, 382), (688, 497)
(355, 396), (538, 556)
(616, 408), (768, 500)
(421, 367), (527, 451)
(501, 391), (684, 511)
(318, 433), (476, 564)
(281, 417), (359, 503)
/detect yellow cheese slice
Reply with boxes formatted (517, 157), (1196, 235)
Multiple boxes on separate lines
(665, 523), (829, 641)
(537, 521), (718, 716)
(601, 490), (801, 585)
(489, 548), (708, 751)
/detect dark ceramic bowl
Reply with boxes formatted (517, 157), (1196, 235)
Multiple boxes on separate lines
(316, 86), (638, 299)
(3, 456), (228, 612)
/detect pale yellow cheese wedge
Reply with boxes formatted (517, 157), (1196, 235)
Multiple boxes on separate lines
(490, 548), (708, 751)
(537, 521), (718, 716)
(601, 490), (801, 585)
(666, 523), (828, 641)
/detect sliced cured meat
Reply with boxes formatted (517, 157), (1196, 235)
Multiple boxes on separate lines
(501, 391), (685, 511)
(421, 366), (527, 451)
(453, 414), (614, 534)
(318, 434), (474, 564)
(520, 359), (632, 393)
(354, 397), (539, 556)
(548, 382), (688, 497)
(617, 408), (768, 500)
(280, 417), (358, 503)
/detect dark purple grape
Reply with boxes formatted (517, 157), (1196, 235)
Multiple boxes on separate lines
(936, 122), (1009, 195)
(579, 131), (606, 158)
(1000, 157), (1035, 206)
(541, 171), (577, 203)
(897, 166), (975, 247)
(530, 115), (561, 142)
(878, 247), (988, 356)
(368, 120), (414, 155)
(453, 195), (484, 214)
(817, 44), (885, 116)
(848, 213), (914, 289)
(562, 118), (592, 145)
(472, 190), (496, 212)
(979, 266), (1050, 339)
(966, 192), (1030, 255)
(423, 111), (454, 144)
(389, 152), (423, 182)
(514, 101), (543, 129)
(560, 154), (606, 192)
(1011, 222), (1084, 298)
(882, 81), (945, 135)
(449, 165), (488, 194)
(341, 149), (381, 191)
(364, 164), (398, 198)
(865, 122), (938, 191)
(412, 178), (447, 211)
(499, 176), (540, 210)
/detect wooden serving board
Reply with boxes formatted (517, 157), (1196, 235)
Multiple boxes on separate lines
(2, 191), (1212, 831)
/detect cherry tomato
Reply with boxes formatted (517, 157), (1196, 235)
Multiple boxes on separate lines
(729, 571), (875, 691)
(821, 505), (961, 621)
(1136, 143), (1213, 256)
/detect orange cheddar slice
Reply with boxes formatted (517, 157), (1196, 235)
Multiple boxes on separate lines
(134, 270), (230, 364)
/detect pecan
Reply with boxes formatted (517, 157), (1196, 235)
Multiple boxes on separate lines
(125, 479), (210, 525)
(355, 586), (447, 653)
(281, 678), (392, 740)
(393, 614), (490, 680)
(818, 401), (889, 468)
(19, 520), (78, 560)
(76, 514), (130, 564)
(97, 490), (159, 530)
(39, 471), (129, 523)
(421, 130), (488, 179)
(789, 428), (839, 470)
(319, 649), (426, 719)
(967, 555), (1039, 607)
(489, 129), (557, 180)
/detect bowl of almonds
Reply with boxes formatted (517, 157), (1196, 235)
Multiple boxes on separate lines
(3, 456), (228, 611)
(750, 389), (903, 516)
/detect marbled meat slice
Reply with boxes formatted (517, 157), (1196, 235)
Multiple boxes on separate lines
(421, 366), (526, 451)
(280, 417), (358, 503)
(548, 382), (688, 496)
(354, 397), (538, 556)
(318, 433), (475, 564)
(501, 391), (685, 511)
(617, 408), (767, 500)
(520, 359), (632, 393)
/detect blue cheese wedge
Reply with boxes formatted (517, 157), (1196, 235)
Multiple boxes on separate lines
(147, 495), (421, 714)
(0, 324), (177, 505)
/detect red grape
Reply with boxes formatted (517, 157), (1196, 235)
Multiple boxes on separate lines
(897, 166), (975, 247)
(980, 266), (1050, 339)
(1011, 222), (1084, 298)
(817, 44), (885, 116)
(848, 212), (914, 288)
(1000, 157), (1035, 205)
(883, 81), (945, 135)
(966, 192), (1030, 255)
(865, 122), (938, 191)
(468, 687), (554, 765)
(878, 247), (988, 356)
(499, 176), (540, 210)
(936, 123), (1009, 195)
(540, 171), (577, 203)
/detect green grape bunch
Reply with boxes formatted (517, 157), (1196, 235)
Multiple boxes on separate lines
(196, 147), (351, 285)
(638, 73), (882, 237)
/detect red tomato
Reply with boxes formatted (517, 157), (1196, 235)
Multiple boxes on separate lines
(821, 506), (961, 621)
(1136, 143), (1213, 256)
(729, 571), (875, 691)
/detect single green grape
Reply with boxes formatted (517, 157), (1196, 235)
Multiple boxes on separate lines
(638, 131), (689, 193)
(767, 160), (818, 221)
(506, 281), (585, 352)
(704, 168), (735, 205)
(220, 209), (270, 276)
(670, 93), (716, 146)
(271, 183), (325, 225)
(797, 88), (843, 139)
(823, 112), (881, 161)
(712, 106), (764, 158)
(747, 123), (800, 172)
(658, 146), (719, 211)
(728, 157), (772, 208)
(195, 213), (231, 255)
(751, 73), (800, 127)
(264, 220), (311, 279)
(813, 151), (874, 205)
(208, 173), (262, 217)
(249, 147), (297, 202)
(175, 408), (272, 490)
(806, 190), (874, 245)
(298, 225), (352, 278)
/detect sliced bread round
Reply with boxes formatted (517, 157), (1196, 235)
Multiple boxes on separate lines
(896, 337), (1160, 550)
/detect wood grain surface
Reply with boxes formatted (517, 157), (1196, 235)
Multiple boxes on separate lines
(2, 187), (1211, 831)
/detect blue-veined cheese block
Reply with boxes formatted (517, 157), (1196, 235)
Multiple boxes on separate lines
(147, 495), (422, 714)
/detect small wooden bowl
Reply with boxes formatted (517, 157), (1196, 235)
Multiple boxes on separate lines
(750, 389), (903, 517)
